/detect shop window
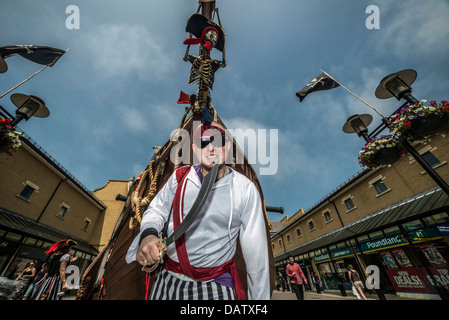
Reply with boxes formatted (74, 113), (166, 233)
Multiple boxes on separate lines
(422, 212), (449, 226)
(402, 219), (424, 231)
(422, 151), (441, 167)
(357, 234), (369, 244)
(23, 237), (36, 246)
(368, 230), (384, 240)
(336, 242), (347, 249)
(5, 232), (22, 242)
(383, 226), (401, 236)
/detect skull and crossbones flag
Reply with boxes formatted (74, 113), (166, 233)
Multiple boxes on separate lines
(296, 72), (339, 102)
(0, 45), (65, 73)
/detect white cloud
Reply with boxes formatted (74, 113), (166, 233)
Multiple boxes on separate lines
(83, 23), (174, 79)
(374, 0), (449, 58)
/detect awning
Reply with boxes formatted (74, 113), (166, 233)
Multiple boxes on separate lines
(275, 186), (449, 260)
(0, 207), (99, 255)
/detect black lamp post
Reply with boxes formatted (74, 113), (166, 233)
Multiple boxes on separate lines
(375, 69), (418, 104)
(343, 69), (449, 300)
(9, 93), (49, 127)
(374, 69), (449, 197)
(343, 114), (373, 142)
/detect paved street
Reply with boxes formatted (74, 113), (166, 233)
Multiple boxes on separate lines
(271, 289), (425, 300)
(272, 289), (362, 300)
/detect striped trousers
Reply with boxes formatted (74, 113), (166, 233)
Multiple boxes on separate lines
(33, 275), (63, 300)
(150, 268), (236, 300)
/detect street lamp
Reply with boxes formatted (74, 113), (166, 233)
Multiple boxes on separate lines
(342, 114), (373, 142)
(375, 69), (418, 104)
(343, 70), (449, 300)
(9, 93), (49, 127)
(375, 69), (449, 300)
(373, 69), (449, 197)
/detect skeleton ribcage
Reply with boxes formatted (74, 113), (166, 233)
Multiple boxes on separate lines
(189, 58), (215, 90)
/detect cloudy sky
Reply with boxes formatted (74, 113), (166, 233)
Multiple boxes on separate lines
(1, 0), (449, 222)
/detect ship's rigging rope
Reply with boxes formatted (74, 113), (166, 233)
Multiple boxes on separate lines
(129, 160), (162, 230)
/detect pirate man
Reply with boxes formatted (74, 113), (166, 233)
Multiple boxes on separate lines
(126, 122), (270, 300)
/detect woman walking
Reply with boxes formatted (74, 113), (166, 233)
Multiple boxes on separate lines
(34, 239), (77, 300)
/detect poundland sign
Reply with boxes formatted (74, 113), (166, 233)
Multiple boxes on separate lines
(361, 235), (404, 252)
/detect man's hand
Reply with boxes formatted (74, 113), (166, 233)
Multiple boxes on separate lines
(136, 235), (163, 267)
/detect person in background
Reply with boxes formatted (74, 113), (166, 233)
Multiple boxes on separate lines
(22, 263), (48, 300)
(14, 261), (36, 299)
(348, 264), (367, 300)
(286, 256), (308, 300)
(313, 272), (322, 293)
(34, 239), (77, 300)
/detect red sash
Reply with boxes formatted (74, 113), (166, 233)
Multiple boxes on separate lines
(167, 166), (246, 300)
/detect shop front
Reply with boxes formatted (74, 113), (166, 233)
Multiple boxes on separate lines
(313, 248), (360, 292)
(359, 226), (449, 299)
(0, 211), (98, 282)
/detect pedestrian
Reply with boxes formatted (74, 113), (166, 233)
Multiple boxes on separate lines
(13, 261), (36, 299)
(313, 272), (322, 293)
(34, 239), (77, 300)
(278, 274), (286, 292)
(348, 264), (367, 300)
(22, 263), (48, 300)
(286, 256), (308, 300)
(126, 121), (271, 300)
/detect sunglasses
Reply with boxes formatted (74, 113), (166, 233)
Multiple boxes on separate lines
(194, 135), (227, 149)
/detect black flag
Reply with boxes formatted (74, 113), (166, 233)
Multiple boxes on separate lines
(0, 45), (65, 69)
(296, 72), (339, 102)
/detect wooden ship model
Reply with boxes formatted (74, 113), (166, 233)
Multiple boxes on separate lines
(76, 1), (277, 300)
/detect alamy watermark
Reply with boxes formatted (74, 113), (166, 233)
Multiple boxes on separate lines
(170, 121), (278, 176)
(365, 265), (380, 289)
(65, 5), (80, 30)
(365, 5), (380, 30)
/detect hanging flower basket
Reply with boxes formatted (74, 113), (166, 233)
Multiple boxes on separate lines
(388, 100), (449, 139)
(0, 118), (22, 156)
(358, 135), (405, 168)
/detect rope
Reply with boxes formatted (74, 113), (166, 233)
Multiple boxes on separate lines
(129, 160), (162, 230)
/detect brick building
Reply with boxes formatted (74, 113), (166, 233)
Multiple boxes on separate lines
(271, 133), (449, 300)
(0, 131), (132, 283)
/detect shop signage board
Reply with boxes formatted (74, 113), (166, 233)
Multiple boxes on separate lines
(385, 266), (449, 293)
(424, 266), (449, 290)
(435, 224), (449, 236)
(313, 248), (357, 263)
(385, 268), (431, 293)
(361, 227), (441, 253)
